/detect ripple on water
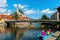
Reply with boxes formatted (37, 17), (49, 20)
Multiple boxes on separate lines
(20, 30), (41, 40)
(0, 33), (15, 40)
(20, 30), (54, 40)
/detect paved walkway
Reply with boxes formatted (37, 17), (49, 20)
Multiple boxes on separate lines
(46, 31), (60, 40)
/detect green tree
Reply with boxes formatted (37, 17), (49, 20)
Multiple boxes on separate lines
(41, 15), (50, 30)
(41, 15), (49, 20)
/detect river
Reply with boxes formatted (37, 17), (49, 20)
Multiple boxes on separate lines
(0, 23), (55, 40)
(0, 29), (42, 40)
(0, 28), (56, 40)
(20, 30), (41, 40)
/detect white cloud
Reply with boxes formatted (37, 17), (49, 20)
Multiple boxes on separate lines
(13, 4), (28, 9)
(18, 4), (28, 9)
(0, 0), (8, 14)
(40, 9), (55, 14)
(24, 9), (41, 14)
(13, 4), (38, 14)
(13, 4), (17, 8)
(7, 10), (12, 13)
(7, 10), (12, 15)
(13, 4), (55, 15)
(0, 0), (8, 7)
(24, 9), (36, 14)
(23, 8), (28, 11)
(0, 8), (7, 13)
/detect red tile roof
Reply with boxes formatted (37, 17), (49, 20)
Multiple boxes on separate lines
(18, 16), (29, 20)
(0, 14), (13, 20)
(0, 14), (29, 20)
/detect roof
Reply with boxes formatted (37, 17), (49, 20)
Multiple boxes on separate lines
(0, 14), (13, 20)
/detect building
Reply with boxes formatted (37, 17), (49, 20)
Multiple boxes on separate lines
(15, 9), (30, 28)
(50, 7), (60, 30)
(50, 12), (57, 20)
(0, 14), (14, 21)
(57, 7), (60, 20)
(16, 5), (30, 20)
(50, 7), (60, 21)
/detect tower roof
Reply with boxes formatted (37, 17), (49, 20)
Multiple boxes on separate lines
(57, 7), (60, 12)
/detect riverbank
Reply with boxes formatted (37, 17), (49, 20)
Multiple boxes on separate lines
(46, 31), (60, 40)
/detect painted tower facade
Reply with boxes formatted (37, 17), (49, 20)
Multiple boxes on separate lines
(50, 7), (60, 21)
(57, 7), (60, 21)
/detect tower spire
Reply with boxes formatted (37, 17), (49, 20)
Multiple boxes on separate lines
(17, 4), (19, 14)
(16, 4), (20, 17)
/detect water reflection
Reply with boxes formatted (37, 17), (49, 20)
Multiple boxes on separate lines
(0, 29), (15, 40)
(0, 28), (55, 40)
(0, 29), (41, 40)
(0, 22), (55, 40)
(20, 30), (41, 40)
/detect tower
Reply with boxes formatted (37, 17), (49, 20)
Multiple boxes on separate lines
(16, 5), (20, 17)
(16, 4), (25, 17)
(57, 7), (60, 21)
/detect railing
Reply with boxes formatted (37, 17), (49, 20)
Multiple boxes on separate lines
(5, 20), (60, 23)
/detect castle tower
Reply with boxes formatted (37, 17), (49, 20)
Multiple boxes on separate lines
(16, 4), (25, 17)
(16, 5), (20, 17)
(57, 7), (60, 21)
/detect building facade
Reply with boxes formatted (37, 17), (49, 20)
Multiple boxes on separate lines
(50, 7), (60, 21)
(50, 12), (57, 20)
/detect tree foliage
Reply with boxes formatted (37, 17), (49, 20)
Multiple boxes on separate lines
(41, 15), (49, 20)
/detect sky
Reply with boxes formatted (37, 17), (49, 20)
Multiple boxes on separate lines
(0, 0), (60, 19)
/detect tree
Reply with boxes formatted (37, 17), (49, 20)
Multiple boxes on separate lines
(41, 15), (50, 30)
(41, 15), (49, 20)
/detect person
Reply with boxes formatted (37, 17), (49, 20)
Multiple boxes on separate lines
(47, 29), (51, 35)
(47, 31), (50, 35)
(42, 30), (46, 36)
(48, 29), (51, 34)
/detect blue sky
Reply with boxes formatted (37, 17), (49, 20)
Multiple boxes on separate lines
(0, 0), (60, 19)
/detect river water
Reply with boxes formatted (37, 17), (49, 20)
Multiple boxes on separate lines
(20, 30), (55, 40)
(0, 30), (41, 40)
(0, 29), (55, 40)
(0, 23), (55, 40)
(20, 30), (41, 40)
